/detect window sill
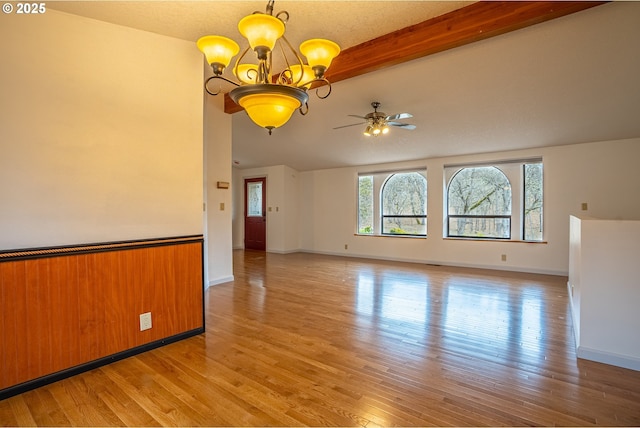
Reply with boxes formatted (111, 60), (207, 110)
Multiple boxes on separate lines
(355, 234), (426, 239)
(443, 237), (547, 244)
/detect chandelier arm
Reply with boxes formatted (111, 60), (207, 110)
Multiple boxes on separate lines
(300, 77), (331, 100)
(276, 39), (292, 85)
(317, 81), (332, 99)
(266, 0), (275, 15)
(299, 101), (309, 116)
(279, 67), (293, 86)
(204, 75), (240, 96)
(278, 34), (306, 86)
(275, 10), (289, 24)
(233, 46), (251, 78)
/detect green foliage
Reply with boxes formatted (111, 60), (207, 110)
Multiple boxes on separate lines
(389, 227), (409, 234)
(358, 176), (374, 232)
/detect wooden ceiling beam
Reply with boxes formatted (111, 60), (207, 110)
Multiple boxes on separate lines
(224, 1), (606, 114)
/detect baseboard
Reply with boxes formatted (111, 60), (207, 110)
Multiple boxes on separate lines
(298, 249), (567, 276)
(208, 275), (234, 287)
(577, 346), (640, 372)
(266, 248), (301, 254)
(0, 327), (204, 401)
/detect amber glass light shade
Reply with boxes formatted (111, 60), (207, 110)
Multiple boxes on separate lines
(230, 85), (309, 130)
(299, 39), (340, 70)
(239, 93), (301, 129)
(289, 64), (315, 88)
(238, 13), (285, 52)
(196, 36), (240, 68)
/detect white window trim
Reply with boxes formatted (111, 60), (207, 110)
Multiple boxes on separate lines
(357, 168), (427, 237)
(444, 158), (543, 241)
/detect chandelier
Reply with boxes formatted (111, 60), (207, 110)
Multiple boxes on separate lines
(197, 0), (340, 134)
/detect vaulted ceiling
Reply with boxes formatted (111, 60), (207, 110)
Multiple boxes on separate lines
(51, 1), (640, 171)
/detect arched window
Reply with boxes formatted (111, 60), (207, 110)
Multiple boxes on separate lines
(381, 172), (427, 235)
(447, 166), (511, 238)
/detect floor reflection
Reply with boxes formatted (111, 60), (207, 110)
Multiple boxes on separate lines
(443, 284), (511, 347)
(356, 270), (428, 324)
(355, 270), (549, 363)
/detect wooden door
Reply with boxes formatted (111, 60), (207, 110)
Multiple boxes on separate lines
(244, 177), (266, 250)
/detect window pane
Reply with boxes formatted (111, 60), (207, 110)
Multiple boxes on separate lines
(382, 172), (427, 215)
(524, 163), (543, 241)
(381, 172), (427, 236)
(247, 182), (263, 217)
(448, 167), (511, 215)
(382, 216), (426, 235)
(447, 166), (511, 238)
(358, 176), (373, 234)
(448, 217), (510, 239)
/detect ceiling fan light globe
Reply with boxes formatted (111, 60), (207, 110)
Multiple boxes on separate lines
(364, 125), (373, 136)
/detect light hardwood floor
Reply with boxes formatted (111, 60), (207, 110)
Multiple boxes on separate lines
(2, 250), (640, 426)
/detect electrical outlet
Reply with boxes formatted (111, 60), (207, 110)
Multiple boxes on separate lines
(501, 254), (507, 262)
(139, 312), (152, 331)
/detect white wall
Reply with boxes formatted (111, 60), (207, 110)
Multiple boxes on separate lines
(232, 164), (301, 253)
(204, 94), (234, 286)
(569, 215), (640, 370)
(297, 138), (640, 275)
(0, 10), (203, 249)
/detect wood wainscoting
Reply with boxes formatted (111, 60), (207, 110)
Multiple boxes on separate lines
(0, 236), (204, 399)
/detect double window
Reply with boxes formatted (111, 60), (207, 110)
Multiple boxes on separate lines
(445, 159), (543, 241)
(358, 170), (427, 236)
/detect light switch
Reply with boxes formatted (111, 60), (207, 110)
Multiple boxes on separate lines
(220, 202), (225, 210)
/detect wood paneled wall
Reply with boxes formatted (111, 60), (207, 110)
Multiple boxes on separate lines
(0, 236), (204, 393)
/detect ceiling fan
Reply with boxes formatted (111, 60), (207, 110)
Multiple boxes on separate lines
(333, 101), (416, 136)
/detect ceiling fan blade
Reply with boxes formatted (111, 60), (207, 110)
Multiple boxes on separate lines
(348, 114), (367, 120)
(387, 122), (417, 130)
(333, 122), (366, 130)
(386, 112), (413, 121)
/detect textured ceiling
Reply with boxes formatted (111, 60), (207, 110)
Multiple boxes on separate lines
(49, 1), (640, 171)
(49, 1), (471, 48)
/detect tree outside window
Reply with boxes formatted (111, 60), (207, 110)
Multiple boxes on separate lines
(381, 172), (427, 236)
(448, 166), (512, 238)
(358, 175), (374, 234)
(357, 170), (427, 236)
(524, 163), (543, 241)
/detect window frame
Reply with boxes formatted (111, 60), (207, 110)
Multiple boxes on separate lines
(522, 162), (544, 241)
(380, 172), (427, 236)
(357, 168), (427, 237)
(444, 158), (543, 242)
(446, 166), (513, 240)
